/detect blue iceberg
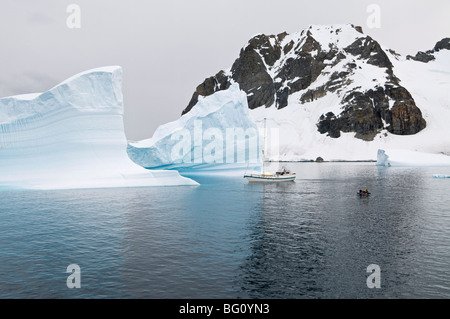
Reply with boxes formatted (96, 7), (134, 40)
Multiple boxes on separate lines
(0, 66), (198, 189)
(128, 84), (262, 175)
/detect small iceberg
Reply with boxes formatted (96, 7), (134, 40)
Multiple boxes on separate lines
(433, 174), (450, 178)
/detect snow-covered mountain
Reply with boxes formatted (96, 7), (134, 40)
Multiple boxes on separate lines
(178, 24), (450, 161)
(0, 66), (198, 189)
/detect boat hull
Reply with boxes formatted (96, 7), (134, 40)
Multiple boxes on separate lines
(244, 174), (296, 182)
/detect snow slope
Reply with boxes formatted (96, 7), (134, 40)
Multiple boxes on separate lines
(128, 84), (261, 174)
(249, 35), (450, 162)
(0, 66), (198, 189)
(368, 50), (450, 166)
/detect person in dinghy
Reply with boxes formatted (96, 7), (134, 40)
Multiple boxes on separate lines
(358, 189), (371, 196)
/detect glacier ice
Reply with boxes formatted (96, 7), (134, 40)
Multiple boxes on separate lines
(376, 149), (450, 167)
(433, 174), (450, 178)
(376, 149), (391, 167)
(128, 84), (262, 174)
(0, 66), (198, 189)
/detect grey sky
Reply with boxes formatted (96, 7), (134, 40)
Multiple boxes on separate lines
(1, 0), (449, 140)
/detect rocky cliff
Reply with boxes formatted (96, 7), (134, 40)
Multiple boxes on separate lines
(182, 24), (439, 141)
(407, 37), (450, 62)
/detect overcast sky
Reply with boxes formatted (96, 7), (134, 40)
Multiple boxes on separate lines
(1, 0), (449, 140)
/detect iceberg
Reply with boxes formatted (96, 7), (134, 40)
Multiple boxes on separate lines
(0, 66), (198, 189)
(376, 149), (391, 167)
(376, 149), (450, 167)
(128, 84), (261, 175)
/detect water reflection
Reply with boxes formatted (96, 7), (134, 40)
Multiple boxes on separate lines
(120, 177), (261, 298)
(2, 163), (450, 298)
(240, 171), (328, 298)
(239, 163), (439, 298)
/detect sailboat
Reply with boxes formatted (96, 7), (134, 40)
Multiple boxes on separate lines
(244, 118), (296, 182)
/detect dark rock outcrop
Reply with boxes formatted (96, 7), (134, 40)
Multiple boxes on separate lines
(230, 37), (277, 109)
(385, 85), (427, 135)
(433, 38), (450, 52)
(406, 37), (450, 63)
(317, 85), (426, 139)
(184, 71), (231, 115)
(406, 51), (435, 63)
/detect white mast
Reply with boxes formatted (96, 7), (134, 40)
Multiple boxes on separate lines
(262, 118), (267, 176)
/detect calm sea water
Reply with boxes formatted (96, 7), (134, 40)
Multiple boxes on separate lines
(1, 162), (450, 299)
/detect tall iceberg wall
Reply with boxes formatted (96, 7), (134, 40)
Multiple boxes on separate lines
(128, 84), (261, 173)
(0, 66), (197, 189)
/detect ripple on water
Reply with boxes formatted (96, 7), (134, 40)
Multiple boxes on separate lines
(1, 163), (450, 298)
